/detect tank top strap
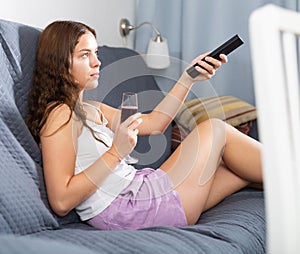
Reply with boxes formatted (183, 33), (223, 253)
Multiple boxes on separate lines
(82, 102), (108, 125)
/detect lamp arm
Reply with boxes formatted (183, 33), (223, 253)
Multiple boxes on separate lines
(120, 18), (163, 41)
(134, 21), (161, 37)
(119, 18), (170, 69)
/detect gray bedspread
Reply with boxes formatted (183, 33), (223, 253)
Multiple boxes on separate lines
(0, 18), (265, 254)
(31, 189), (265, 254)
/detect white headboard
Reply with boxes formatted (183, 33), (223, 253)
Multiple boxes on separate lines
(250, 4), (300, 253)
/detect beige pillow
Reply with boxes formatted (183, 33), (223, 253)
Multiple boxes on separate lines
(171, 96), (257, 151)
(175, 95), (257, 132)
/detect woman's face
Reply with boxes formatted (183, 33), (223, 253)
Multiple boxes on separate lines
(69, 32), (101, 91)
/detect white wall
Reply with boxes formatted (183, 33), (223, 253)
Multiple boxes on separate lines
(0, 0), (136, 47)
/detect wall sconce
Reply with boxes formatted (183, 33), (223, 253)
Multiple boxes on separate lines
(119, 18), (170, 69)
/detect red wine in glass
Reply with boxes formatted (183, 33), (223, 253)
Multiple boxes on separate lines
(121, 106), (138, 123)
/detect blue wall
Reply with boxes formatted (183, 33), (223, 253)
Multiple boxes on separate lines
(135, 0), (298, 105)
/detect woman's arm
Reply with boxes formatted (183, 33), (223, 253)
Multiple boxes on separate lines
(138, 53), (227, 135)
(40, 104), (122, 216)
(90, 53), (227, 136)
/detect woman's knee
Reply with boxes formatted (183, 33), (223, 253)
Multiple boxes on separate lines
(196, 118), (227, 143)
(197, 118), (225, 129)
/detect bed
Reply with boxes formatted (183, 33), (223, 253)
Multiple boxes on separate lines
(0, 18), (265, 254)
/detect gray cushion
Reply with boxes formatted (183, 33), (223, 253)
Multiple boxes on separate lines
(0, 23), (59, 233)
(0, 19), (82, 233)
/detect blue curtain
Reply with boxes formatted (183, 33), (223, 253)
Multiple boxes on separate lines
(135, 0), (298, 103)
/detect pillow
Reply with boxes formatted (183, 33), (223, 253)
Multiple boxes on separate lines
(0, 119), (60, 235)
(176, 96), (257, 130)
(0, 19), (60, 234)
(172, 96), (257, 150)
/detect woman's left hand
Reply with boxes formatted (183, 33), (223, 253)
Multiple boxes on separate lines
(186, 53), (228, 81)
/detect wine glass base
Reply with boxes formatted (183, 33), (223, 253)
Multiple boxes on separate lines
(124, 155), (139, 164)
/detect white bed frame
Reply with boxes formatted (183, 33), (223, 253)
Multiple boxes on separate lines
(250, 4), (300, 254)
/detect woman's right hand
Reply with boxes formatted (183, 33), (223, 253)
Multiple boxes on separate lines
(183, 53), (228, 82)
(111, 113), (143, 159)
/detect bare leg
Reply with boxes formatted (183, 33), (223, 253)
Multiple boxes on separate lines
(202, 161), (249, 211)
(222, 122), (262, 183)
(160, 119), (262, 225)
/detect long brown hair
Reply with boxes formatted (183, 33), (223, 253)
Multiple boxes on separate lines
(26, 21), (99, 144)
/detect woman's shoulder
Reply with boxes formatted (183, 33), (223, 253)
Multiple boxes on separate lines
(47, 103), (73, 120)
(41, 103), (76, 136)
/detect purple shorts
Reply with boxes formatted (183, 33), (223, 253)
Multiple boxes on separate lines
(87, 168), (187, 230)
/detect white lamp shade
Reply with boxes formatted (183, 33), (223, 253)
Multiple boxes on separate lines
(146, 37), (170, 69)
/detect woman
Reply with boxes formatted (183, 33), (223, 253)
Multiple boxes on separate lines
(26, 20), (263, 230)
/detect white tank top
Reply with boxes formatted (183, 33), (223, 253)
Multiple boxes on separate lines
(74, 102), (136, 221)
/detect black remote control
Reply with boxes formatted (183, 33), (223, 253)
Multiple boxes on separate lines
(186, 34), (244, 78)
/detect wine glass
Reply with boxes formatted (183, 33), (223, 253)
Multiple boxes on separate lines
(120, 92), (139, 164)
